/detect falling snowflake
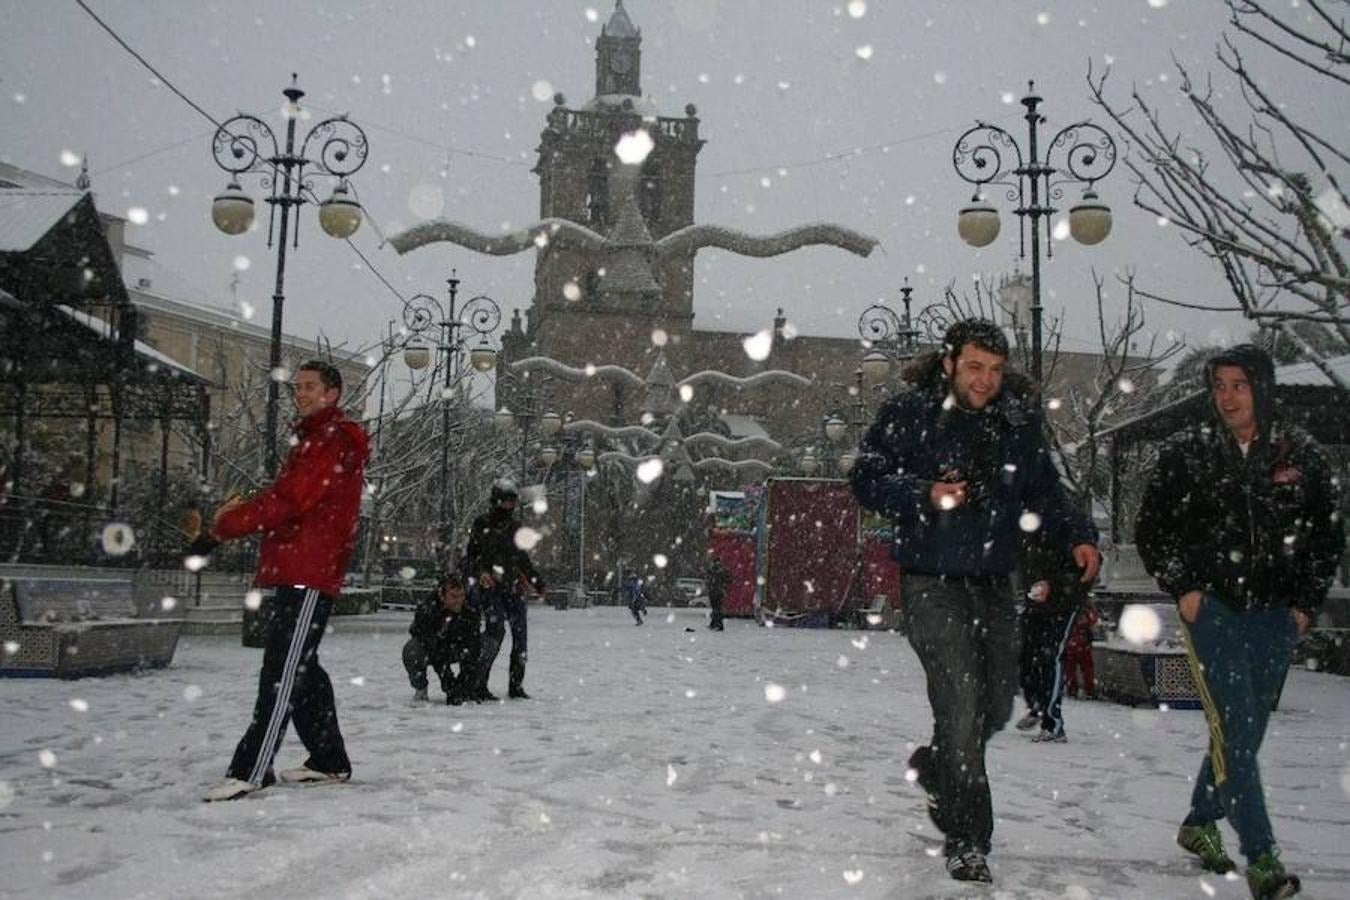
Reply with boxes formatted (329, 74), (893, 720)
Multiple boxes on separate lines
(1018, 511), (1043, 533)
(615, 130), (655, 165)
(100, 523), (136, 556)
(127, 207), (149, 225)
(743, 330), (773, 361)
(183, 555), (207, 573)
(531, 80), (554, 102)
(38, 749), (57, 769)
(836, 655), (850, 668)
(160, 597), (178, 612)
(679, 384), (694, 402)
(651, 328), (669, 347)
(764, 683), (787, 703)
(349, 676), (366, 687)
(399, 566), (417, 582)
(637, 458), (664, 483)
(843, 870), (865, 885)
(183, 685), (203, 702)
(244, 590), (264, 611)
(232, 255), (251, 272)
(653, 554), (669, 569)
(847, 0), (866, 17)
(562, 281), (582, 301)
(69, 699), (89, 713)
(270, 366), (290, 383)
(855, 45), (873, 60)
(666, 764), (678, 786)
(1119, 605), (1162, 645)
(514, 527), (543, 551)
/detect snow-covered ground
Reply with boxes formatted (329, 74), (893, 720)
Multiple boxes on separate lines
(2, 606), (1347, 900)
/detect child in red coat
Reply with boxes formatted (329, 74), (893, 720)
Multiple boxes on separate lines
(1062, 602), (1099, 699)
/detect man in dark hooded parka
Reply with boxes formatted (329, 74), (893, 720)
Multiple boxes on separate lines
(1137, 344), (1344, 900)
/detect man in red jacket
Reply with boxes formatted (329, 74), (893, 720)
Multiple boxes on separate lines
(202, 360), (371, 802)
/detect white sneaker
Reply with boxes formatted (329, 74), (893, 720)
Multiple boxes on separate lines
(1032, 729), (1067, 743)
(1015, 711), (1040, 731)
(202, 778), (261, 802)
(279, 765), (351, 785)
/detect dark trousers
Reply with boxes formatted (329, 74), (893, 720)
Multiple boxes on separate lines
(1182, 599), (1297, 862)
(1019, 609), (1077, 734)
(478, 590), (528, 692)
(904, 574), (1020, 856)
(708, 596), (724, 630)
(628, 593), (646, 623)
(227, 586), (350, 784)
(401, 637), (475, 697)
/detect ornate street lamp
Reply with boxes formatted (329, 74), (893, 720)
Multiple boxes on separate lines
(952, 80), (1118, 383)
(399, 271), (502, 556)
(857, 278), (923, 380)
(209, 73), (370, 475)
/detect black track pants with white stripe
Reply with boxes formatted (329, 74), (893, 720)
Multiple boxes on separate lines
(227, 586), (351, 784)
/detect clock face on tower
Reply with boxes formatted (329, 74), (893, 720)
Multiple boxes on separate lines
(610, 49), (634, 75)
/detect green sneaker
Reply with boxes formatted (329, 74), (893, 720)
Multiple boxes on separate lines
(1176, 822), (1236, 874)
(1246, 849), (1300, 900)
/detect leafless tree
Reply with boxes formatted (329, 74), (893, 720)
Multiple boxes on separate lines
(1044, 272), (1185, 512)
(1089, 0), (1350, 388)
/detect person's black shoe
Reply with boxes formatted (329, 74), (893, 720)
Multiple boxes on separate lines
(446, 693), (464, 706)
(946, 849), (992, 883)
(508, 687), (530, 699)
(474, 688), (500, 702)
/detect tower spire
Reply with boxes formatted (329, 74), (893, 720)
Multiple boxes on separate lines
(595, 1), (642, 97)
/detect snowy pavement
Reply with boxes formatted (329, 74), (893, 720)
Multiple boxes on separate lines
(1, 606), (1347, 900)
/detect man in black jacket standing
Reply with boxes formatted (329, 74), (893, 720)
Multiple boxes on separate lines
(465, 479), (544, 700)
(403, 573), (480, 705)
(1137, 345), (1343, 900)
(851, 319), (1099, 884)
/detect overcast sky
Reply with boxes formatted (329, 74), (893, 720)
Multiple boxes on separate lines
(4, 0), (1341, 365)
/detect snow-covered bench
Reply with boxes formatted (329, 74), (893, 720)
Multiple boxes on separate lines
(0, 576), (182, 678)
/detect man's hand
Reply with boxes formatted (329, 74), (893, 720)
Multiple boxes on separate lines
(1071, 544), (1101, 584)
(208, 496), (244, 540)
(930, 481), (968, 510)
(1027, 580), (1050, 604)
(212, 496), (242, 527)
(1292, 608), (1312, 635)
(1178, 590), (1204, 624)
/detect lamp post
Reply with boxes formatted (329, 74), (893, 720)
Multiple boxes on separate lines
(952, 80), (1117, 384)
(401, 271), (501, 556)
(858, 278), (923, 383)
(210, 74), (370, 476)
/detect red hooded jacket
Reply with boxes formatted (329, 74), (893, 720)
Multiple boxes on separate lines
(214, 405), (371, 596)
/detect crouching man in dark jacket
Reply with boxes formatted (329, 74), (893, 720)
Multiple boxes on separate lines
(403, 573), (481, 705)
(1137, 344), (1343, 900)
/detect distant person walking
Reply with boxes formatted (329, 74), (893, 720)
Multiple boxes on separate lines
(1014, 520), (1093, 743)
(202, 360), (370, 802)
(624, 572), (646, 625)
(1137, 345), (1343, 900)
(705, 555), (729, 631)
(851, 319), (1098, 884)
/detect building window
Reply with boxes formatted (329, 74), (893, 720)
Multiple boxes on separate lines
(585, 158), (609, 227)
(638, 160), (661, 226)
